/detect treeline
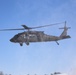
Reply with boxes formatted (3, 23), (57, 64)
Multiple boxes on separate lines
(0, 71), (11, 75)
(0, 71), (61, 75)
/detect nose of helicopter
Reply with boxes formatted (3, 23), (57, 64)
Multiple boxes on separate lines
(10, 38), (14, 42)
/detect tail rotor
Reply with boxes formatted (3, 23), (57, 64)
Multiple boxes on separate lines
(59, 21), (71, 37)
(59, 21), (71, 30)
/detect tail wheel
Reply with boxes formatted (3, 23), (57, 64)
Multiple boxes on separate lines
(56, 41), (59, 45)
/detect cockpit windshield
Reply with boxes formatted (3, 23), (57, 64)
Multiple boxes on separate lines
(13, 34), (19, 39)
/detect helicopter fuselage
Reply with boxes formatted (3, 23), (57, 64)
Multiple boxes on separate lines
(10, 31), (60, 46)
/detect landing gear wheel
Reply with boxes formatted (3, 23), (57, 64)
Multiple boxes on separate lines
(20, 43), (23, 46)
(26, 42), (29, 45)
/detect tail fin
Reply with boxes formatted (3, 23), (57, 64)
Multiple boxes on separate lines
(59, 21), (71, 39)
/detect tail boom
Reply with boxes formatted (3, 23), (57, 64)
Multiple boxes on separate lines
(60, 35), (71, 40)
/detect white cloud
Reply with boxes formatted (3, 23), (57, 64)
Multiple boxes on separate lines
(68, 68), (76, 75)
(60, 73), (68, 75)
(67, 60), (76, 75)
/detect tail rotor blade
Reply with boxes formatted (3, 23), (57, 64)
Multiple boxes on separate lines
(59, 27), (71, 29)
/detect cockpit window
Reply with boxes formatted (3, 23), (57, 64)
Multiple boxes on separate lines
(14, 34), (19, 39)
(29, 34), (36, 37)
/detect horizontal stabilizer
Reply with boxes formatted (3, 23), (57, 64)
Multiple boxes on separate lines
(61, 35), (71, 39)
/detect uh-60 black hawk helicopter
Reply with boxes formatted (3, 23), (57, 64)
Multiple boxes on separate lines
(0, 21), (71, 46)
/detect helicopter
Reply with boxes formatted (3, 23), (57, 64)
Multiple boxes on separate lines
(0, 21), (71, 46)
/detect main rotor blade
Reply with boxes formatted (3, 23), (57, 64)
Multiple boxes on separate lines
(0, 22), (65, 31)
(0, 28), (25, 31)
(31, 22), (65, 29)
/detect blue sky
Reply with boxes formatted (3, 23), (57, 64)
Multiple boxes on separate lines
(0, 0), (76, 75)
